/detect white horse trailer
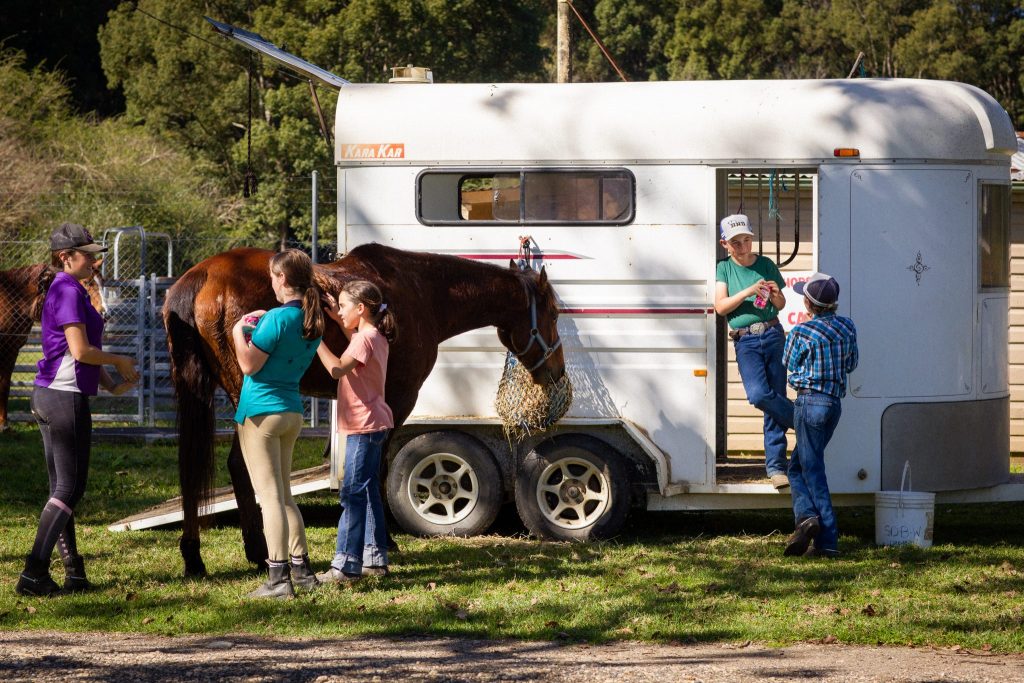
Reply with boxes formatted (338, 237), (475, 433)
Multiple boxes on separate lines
(330, 78), (1021, 540)
(207, 21), (1021, 541)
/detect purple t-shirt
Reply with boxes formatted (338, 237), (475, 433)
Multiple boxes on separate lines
(35, 271), (104, 395)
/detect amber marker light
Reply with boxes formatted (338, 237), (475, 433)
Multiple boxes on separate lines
(693, 369), (708, 377)
(833, 148), (860, 157)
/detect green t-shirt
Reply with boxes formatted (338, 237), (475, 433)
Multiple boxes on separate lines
(234, 302), (321, 424)
(715, 255), (785, 329)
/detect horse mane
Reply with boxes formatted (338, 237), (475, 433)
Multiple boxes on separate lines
(342, 242), (538, 289)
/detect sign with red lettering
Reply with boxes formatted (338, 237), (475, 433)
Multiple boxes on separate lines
(781, 271), (813, 331)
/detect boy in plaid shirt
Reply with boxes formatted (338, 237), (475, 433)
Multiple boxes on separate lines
(782, 273), (858, 558)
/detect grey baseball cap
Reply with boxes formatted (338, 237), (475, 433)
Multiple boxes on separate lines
(50, 223), (107, 253)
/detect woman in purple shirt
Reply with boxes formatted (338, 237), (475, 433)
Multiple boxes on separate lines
(15, 223), (139, 597)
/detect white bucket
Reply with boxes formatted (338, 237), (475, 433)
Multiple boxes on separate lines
(874, 462), (935, 548)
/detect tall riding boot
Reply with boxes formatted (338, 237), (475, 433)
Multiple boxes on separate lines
(246, 563), (294, 599)
(290, 554), (320, 592)
(15, 555), (61, 597)
(63, 554), (92, 593)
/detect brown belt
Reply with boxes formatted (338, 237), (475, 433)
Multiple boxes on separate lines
(729, 317), (780, 341)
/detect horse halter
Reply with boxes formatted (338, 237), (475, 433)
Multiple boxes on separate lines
(507, 283), (562, 373)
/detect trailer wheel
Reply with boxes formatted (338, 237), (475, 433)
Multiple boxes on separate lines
(387, 431), (502, 537)
(515, 434), (630, 542)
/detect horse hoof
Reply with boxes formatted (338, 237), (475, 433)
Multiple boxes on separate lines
(179, 537), (207, 578)
(184, 563), (208, 579)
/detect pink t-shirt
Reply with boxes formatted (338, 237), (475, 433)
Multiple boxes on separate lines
(336, 327), (394, 435)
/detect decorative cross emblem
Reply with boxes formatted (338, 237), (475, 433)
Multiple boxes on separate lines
(906, 252), (930, 285)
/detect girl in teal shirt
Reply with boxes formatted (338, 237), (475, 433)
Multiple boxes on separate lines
(232, 249), (324, 599)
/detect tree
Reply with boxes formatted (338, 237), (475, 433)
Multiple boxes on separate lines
(573, 0), (676, 82)
(666, 0), (787, 80)
(0, 47), (236, 264)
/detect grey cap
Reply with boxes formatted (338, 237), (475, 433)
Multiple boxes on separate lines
(50, 223), (107, 253)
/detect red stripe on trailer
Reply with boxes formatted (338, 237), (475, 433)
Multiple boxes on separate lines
(560, 307), (713, 315)
(456, 253), (582, 260)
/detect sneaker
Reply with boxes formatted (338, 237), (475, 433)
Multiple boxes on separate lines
(804, 547), (841, 559)
(769, 473), (791, 491)
(784, 517), (820, 556)
(361, 565), (389, 577)
(315, 567), (362, 584)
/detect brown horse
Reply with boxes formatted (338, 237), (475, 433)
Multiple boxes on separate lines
(163, 243), (565, 577)
(0, 263), (106, 432)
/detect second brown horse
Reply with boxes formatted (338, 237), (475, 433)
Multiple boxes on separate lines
(164, 243), (565, 576)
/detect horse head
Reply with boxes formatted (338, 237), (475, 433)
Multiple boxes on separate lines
(497, 262), (566, 385)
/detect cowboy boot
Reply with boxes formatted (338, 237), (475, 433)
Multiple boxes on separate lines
(62, 554), (92, 593)
(15, 555), (61, 597)
(246, 563), (294, 599)
(290, 555), (320, 592)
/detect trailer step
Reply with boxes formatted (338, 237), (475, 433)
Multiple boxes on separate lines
(107, 463), (331, 532)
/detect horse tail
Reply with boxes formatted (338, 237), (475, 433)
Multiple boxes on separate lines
(163, 268), (215, 576)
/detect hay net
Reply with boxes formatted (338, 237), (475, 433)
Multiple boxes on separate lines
(494, 351), (573, 442)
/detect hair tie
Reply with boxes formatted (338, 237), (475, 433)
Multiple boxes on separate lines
(379, 303), (388, 313)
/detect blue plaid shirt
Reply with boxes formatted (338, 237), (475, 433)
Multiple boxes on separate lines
(783, 312), (859, 398)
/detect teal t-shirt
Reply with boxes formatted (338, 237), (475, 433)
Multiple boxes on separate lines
(234, 301), (321, 424)
(715, 255), (785, 329)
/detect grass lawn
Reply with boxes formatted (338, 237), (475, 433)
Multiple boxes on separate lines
(2, 423), (1024, 651)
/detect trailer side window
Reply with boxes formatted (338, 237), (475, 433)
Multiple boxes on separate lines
(417, 169), (634, 225)
(979, 184), (1010, 289)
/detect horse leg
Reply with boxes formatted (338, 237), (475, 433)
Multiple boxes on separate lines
(0, 339), (23, 433)
(226, 432), (268, 567)
(179, 484), (207, 578)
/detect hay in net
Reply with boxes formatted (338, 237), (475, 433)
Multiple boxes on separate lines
(495, 351), (573, 442)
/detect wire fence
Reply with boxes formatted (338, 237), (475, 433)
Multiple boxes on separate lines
(0, 228), (331, 430)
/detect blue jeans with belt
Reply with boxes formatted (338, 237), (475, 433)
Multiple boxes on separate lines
(788, 391), (842, 551)
(733, 324), (794, 476)
(332, 430), (389, 574)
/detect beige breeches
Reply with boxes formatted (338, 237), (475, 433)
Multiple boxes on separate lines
(237, 412), (307, 561)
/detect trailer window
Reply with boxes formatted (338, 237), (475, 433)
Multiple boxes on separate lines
(417, 169), (635, 225)
(979, 184), (1010, 289)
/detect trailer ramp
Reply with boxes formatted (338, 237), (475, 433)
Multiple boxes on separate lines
(108, 464), (331, 532)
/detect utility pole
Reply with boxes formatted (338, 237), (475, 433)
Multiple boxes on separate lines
(556, 0), (572, 83)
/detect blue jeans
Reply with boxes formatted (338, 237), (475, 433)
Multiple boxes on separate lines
(332, 430), (389, 574)
(788, 392), (842, 551)
(733, 325), (794, 476)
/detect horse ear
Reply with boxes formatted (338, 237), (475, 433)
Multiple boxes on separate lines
(538, 266), (548, 286)
(509, 259), (517, 271)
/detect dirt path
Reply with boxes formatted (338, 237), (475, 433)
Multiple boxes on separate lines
(2, 631), (1023, 682)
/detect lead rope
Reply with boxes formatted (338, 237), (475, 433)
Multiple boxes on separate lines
(517, 234), (534, 271)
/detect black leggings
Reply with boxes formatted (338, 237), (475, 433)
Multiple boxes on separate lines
(29, 385), (91, 563)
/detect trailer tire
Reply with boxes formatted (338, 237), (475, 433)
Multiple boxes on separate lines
(387, 431), (502, 537)
(515, 434), (630, 542)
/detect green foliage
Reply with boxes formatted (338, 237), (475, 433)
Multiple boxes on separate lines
(577, 0), (1022, 127)
(574, 0), (675, 81)
(98, 0), (549, 244)
(0, 47), (235, 258)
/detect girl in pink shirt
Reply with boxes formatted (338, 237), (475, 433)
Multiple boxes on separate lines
(315, 280), (397, 582)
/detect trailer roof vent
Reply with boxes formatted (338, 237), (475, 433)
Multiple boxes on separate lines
(389, 65), (433, 84)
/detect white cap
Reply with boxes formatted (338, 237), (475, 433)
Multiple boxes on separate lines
(720, 214), (754, 241)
